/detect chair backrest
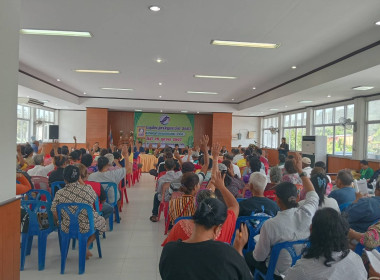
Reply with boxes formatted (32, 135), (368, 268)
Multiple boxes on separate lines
(236, 198), (246, 203)
(339, 202), (352, 212)
(23, 189), (52, 203)
(94, 196), (101, 214)
(174, 216), (192, 224)
(31, 176), (49, 191)
(230, 214), (271, 253)
(56, 203), (95, 238)
(265, 239), (309, 279)
(101, 182), (118, 206)
(51, 181), (65, 198)
(20, 200), (55, 234)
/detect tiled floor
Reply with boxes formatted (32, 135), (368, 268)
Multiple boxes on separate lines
(20, 174), (165, 280)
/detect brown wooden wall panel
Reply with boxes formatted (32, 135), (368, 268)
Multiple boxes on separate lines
(0, 199), (20, 280)
(194, 114), (213, 147)
(212, 113), (232, 151)
(86, 108), (108, 148)
(327, 156), (380, 173)
(107, 111), (135, 146)
(43, 143), (87, 155)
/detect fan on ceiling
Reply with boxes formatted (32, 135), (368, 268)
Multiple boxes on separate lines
(339, 117), (356, 131)
(269, 126), (279, 134)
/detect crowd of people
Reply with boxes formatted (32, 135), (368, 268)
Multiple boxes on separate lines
(16, 135), (380, 279)
(146, 137), (380, 279)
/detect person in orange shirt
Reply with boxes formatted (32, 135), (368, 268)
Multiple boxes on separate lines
(16, 172), (32, 195)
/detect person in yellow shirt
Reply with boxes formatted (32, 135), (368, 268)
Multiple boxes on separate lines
(236, 150), (252, 176)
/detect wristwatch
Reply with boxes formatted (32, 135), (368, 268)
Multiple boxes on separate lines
(299, 172), (307, 178)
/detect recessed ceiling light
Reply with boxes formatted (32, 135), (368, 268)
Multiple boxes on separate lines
(270, 108), (279, 111)
(291, 66), (297, 69)
(55, 104), (58, 105)
(159, 96), (162, 98)
(160, 110), (163, 112)
(375, 21), (380, 26)
(284, 105), (288, 108)
(252, 87), (256, 90)
(149, 5), (161, 12)
(83, 92), (87, 95)
(158, 82), (163, 86)
(181, 110), (188, 113)
(56, 78), (61, 82)
(187, 91), (218, 95)
(74, 70), (120, 74)
(101, 87), (133, 91)
(197, 111), (200, 114)
(249, 113), (256, 116)
(156, 58), (163, 63)
(211, 40), (280, 49)
(327, 95), (331, 98)
(135, 109), (142, 112)
(194, 75), (237, 79)
(352, 86), (374, 91)
(26, 95), (30, 98)
(20, 29), (92, 37)
(231, 98), (235, 101)
(42, 100), (49, 103)
(298, 100), (313, 103)
(260, 112), (264, 113)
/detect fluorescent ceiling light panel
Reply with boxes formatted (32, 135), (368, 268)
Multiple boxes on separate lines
(135, 109), (142, 112)
(187, 91), (218, 95)
(269, 108), (279, 111)
(149, 6), (161, 12)
(352, 86), (374, 91)
(181, 111), (188, 113)
(375, 21), (380, 26)
(20, 29), (92, 37)
(298, 100), (313, 103)
(74, 70), (119, 74)
(211, 40), (279, 49)
(101, 87), (133, 91)
(194, 75), (237, 79)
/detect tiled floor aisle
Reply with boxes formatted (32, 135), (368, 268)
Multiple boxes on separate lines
(21, 174), (165, 280)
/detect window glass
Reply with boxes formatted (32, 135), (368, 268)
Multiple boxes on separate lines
(264, 119), (268, 128)
(335, 106), (345, 123)
(284, 115), (289, 127)
(302, 112), (307, 126)
(345, 127), (353, 156)
(347, 104), (354, 121)
(367, 123), (380, 160)
(315, 127), (324, 136)
(334, 126), (345, 156)
(315, 110), (323, 125)
(296, 128), (304, 151)
(325, 126), (334, 154)
(325, 108), (333, 124)
(296, 113), (302, 126)
(17, 105), (23, 118)
(17, 120), (29, 143)
(290, 114), (296, 126)
(368, 100), (380, 121)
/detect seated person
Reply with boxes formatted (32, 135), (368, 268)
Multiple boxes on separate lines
(359, 160), (374, 181)
(76, 163), (113, 220)
(281, 159), (302, 185)
(220, 162), (245, 198)
(236, 149), (252, 169)
(69, 150), (81, 164)
(242, 155), (263, 184)
(223, 153), (242, 179)
(239, 172), (280, 217)
(345, 180), (380, 232)
(328, 170), (356, 206)
(27, 154), (54, 177)
(81, 153), (98, 174)
(158, 152), (181, 173)
(278, 154), (286, 169)
(48, 155), (68, 185)
(284, 208), (367, 280)
(299, 173), (340, 213)
(301, 157), (312, 177)
(237, 154), (318, 278)
(168, 173), (199, 224)
(232, 148), (243, 164)
(159, 197), (252, 280)
(16, 172), (32, 195)
(314, 161), (332, 183)
(23, 145), (35, 167)
(133, 141), (145, 159)
(162, 170), (239, 246)
(349, 220), (380, 250)
(150, 159), (183, 222)
(88, 145), (131, 204)
(265, 166), (281, 191)
(256, 149), (269, 175)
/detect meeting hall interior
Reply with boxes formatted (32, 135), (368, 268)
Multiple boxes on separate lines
(2, 0), (380, 279)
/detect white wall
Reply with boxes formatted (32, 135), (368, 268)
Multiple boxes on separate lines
(0, 0), (20, 203)
(232, 116), (260, 148)
(59, 110), (86, 143)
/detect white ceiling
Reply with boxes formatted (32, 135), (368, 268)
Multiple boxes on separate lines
(18, 0), (380, 115)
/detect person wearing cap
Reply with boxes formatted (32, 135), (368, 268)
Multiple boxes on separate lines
(51, 165), (107, 260)
(302, 157), (312, 178)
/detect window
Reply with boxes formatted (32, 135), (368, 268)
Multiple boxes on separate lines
(262, 117), (278, 149)
(35, 108), (55, 141)
(367, 99), (380, 160)
(17, 105), (31, 143)
(313, 104), (354, 156)
(283, 112), (306, 151)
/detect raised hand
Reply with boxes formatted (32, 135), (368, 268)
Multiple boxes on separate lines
(73, 136), (77, 142)
(199, 135), (209, 152)
(173, 151), (181, 160)
(211, 170), (225, 189)
(211, 143), (220, 158)
(294, 153), (303, 174)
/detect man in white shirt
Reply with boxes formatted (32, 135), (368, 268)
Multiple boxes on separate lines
(232, 148), (244, 164)
(27, 154), (54, 177)
(302, 157), (313, 177)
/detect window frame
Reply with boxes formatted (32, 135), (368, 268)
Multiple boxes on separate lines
(262, 116), (279, 149)
(365, 98), (380, 161)
(282, 111), (307, 152)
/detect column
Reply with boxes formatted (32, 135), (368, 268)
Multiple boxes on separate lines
(212, 113), (232, 151)
(86, 108), (109, 148)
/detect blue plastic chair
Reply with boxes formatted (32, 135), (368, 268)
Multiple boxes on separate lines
(51, 181), (65, 199)
(339, 202), (352, 212)
(230, 214), (271, 254)
(23, 189), (52, 203)
(237, 198), (246, 203)
(254, 239), (309, 280)
(56, 203), (102, 274)
(101, 182), (120, 231)
(20, 200), (55, 271)
(174, 216), (193, 224)
(354, 242), (380, 256)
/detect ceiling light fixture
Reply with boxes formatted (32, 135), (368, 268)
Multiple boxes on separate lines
(158, 82), (163, 86)
(41, 100), (49, 103)
(20, 29), (92, 37)
(269, 108), (279, 111)
(375, 21), (380, 26)
(156, 58), (163, 63)
(352, 86), (374, 91)
(187, 91), (218, 95)
(298, 100), (313, 103)
(194, 75), (237, 79)
(211, 40), (279, 49)
(149, 5), (161, 12)
(83, 92), (87, 95)
(231, 98), (235, 101)
(135, 109), (142, 112)
(285, 105), (288, 108)
(101, 87), (133, 91)
(327, 95), (331, 98)
(197, 111), (200, 114)
(74, 70), (120, 74)
(159, 96), (162, 98)
(181, 110), (188, 113)
(56, 78), (61, 82)
(291, 66), (297, 69)
(252, 87), (256, 90)
(260, 112), (264, 113)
